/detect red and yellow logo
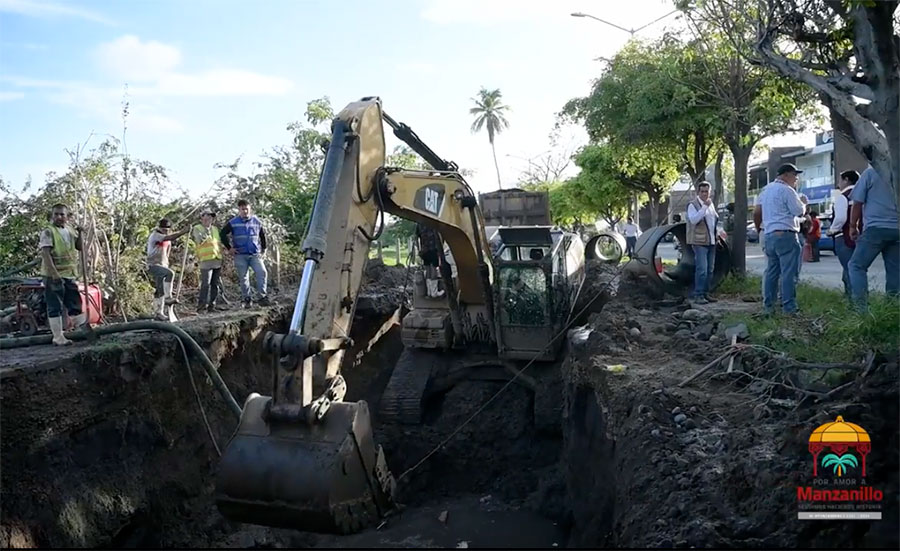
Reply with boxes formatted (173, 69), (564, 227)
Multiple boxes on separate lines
(807, 415), (871, 478)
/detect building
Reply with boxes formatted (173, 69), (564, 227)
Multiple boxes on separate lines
(747, 130), (868, 216)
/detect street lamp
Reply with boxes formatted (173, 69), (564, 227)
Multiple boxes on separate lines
(570, 9), (679, 36)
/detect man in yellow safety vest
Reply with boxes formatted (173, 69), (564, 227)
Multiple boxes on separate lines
(191, 210), (224, 313)
(39, 203), (84, 345)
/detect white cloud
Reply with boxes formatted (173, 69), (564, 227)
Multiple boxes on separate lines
(0, 0), (115, 25)
(93, 35), (292, 96)
(95, 35), (181, 82)
(0, 91), (24, 101)
(141, 69), (292, 97)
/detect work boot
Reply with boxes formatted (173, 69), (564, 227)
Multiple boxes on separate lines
(692, 296), (710, 305)
(70, 313), (88, 330)
(242, 299), (253, 309)
(163, 280), (180, 305)
(48, 316), (71, 346)
(153, 297), (168, 321)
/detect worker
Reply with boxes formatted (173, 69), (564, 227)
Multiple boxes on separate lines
(39, 203), (85, 345)
(686, 181), (719, 304)
(416, 224), (445, 298)
(621, 217), (641, 259)
(220, 199), (270, 307)
(192, 210), (224, 313)
(147, 218), (190, 321)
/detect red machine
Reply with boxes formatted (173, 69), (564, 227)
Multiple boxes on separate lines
(1, 278), (102, 336)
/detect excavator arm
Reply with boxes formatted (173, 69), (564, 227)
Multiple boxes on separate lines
(215, 97), (494, 535)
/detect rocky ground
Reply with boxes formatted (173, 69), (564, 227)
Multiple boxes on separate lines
(561, 289), (899, 548)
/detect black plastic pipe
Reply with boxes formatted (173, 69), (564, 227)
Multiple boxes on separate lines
(0, 320), (242, 420)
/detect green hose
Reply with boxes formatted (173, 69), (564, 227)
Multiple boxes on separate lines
(0, 320), (242, 420)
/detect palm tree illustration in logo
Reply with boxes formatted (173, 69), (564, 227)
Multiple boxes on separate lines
(822, 453), (859, 477)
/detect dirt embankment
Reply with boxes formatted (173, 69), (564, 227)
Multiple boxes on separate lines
(560, 293), (899, 548)
(0, 263), (411, 549)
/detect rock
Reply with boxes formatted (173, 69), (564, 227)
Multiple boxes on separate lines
(651, 429), (661, 437)
(652, 389), (664, 395)
(682, 309), (703, 321)
(674, 329), (693, 339)
(696, 323), (716, 340)
(568, 326), (592, 347)
(457, 542), (469, 549)
(438, 510), (449, 523)
(724, 323), (750, 341)
(671, 406), (682, 415)
(665, 323), (678, 333)
(674, 413), (688, 424)
(640, 309), (652, 316)
(639, 404), (651, 415)
(684, 419), (697, 430)
(629, 327), (641, 337)
(659, 538), (674, 548)
(625, 319), (642, 330)
(709, 335), (722, 344)
(689, 406), (698, 414)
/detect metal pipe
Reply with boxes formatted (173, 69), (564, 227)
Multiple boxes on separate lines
(289, 259), (317, 333)
(301, 120), (349, 261)
(0, 320), (242, 420)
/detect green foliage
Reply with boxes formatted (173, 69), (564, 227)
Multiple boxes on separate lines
(469, 88), (510, 144)
(718, 274), (900, 362)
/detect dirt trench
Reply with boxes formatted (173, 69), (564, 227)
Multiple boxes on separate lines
(2, 261), (897, 548)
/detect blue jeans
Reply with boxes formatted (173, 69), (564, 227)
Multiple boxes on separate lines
(691, 245), (716, 297)
(848, 227), (900, 310)
(833, 237), (854, 298)
(234, 254), (268, 301)
(763, 231), (801, 313)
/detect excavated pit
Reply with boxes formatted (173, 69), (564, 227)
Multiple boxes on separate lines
(2, 261), (896, 548)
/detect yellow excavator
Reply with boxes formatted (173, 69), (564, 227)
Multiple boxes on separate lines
(215, 97), (586, 534)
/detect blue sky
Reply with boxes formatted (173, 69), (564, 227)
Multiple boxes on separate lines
(1, 0), (699, 198)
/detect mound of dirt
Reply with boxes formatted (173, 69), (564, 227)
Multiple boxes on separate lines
(561, 294), (899, 548)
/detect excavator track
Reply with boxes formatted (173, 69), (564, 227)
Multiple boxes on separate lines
(379, 348), (435, 425)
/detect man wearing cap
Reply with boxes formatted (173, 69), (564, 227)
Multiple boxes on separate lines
(192, 210), (224, 313)
(753, 163), (806, 314)
(847, 165), (899, 310)
(147, 218), (190, 321)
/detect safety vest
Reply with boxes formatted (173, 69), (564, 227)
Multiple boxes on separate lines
(686, 198), (716, 246)
(193, 223), (222, 262)
(41, 225), (78, 279)
(229, 215), (262, 255)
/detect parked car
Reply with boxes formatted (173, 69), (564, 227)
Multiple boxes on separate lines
(818, 216), (834, 253)
(746, 223), (759, 243)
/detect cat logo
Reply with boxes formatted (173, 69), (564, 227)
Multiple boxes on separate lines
(415, 184), (445, 216)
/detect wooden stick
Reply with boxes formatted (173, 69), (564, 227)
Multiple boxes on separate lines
(175, 238), (190, 300)
(678, 347), (738, 387)
(726, 335), (738, 373)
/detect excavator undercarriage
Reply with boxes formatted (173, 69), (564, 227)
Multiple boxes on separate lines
(214, 97), (585, 534)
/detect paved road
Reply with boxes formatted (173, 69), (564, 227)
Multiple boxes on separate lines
(656, 242), (888, 292)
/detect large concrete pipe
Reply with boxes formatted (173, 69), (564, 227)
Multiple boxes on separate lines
(585, 231), (626, 263)
(624, 223), (731, 296)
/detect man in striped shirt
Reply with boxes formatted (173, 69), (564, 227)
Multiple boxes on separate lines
(753, 164), (806, 314)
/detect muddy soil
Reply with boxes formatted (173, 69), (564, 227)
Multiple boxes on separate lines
(561, 292), (899, 548)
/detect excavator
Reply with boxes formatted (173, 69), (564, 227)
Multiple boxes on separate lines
(215, 97), (586, 535)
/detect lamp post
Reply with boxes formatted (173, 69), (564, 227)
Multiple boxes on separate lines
(570, 9), (678, 36)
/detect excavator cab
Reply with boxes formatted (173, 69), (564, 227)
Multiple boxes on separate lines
(493, 226), (585, 361)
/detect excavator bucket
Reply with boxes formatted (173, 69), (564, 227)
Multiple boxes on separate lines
(215, 394), (396, 534)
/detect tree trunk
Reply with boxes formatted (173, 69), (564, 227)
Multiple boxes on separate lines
(729, 143), (753, 276)
(490, 139), (502, 190)
(712, 149), (725, 206)
(376, 241), (383, 261)
(396, 237), (402, 266)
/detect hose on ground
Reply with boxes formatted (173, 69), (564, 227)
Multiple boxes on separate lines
(0, 320), (243, 421)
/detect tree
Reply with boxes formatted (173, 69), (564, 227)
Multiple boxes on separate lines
(693, 0), (899, 204)
(568, 144), (640, 228)
(469, 87), (511, 190)
(562, 38), (727, 187)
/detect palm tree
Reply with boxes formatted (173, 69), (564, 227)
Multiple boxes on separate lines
(822, 453), (858, 477)
(469, 87), (510, 190)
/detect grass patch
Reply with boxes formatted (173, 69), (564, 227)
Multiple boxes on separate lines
(716, 274), (899, 362)
(369, 245), (411, 267)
